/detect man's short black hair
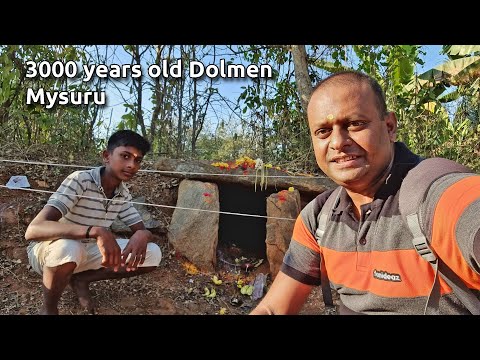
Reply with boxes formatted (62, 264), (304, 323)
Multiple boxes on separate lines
(312, 71), (388, 118)
(107, 130), (151, 155)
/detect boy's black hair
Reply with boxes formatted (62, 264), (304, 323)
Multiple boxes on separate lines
(107, 130), (151, 155)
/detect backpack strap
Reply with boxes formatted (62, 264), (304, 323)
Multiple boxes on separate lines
(316, 186), (342, 314)
(399, 157), (480, 314)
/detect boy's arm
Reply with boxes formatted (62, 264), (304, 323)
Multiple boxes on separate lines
(129, 222), (153, 240)
(25, 205), (92, 242)
(25, 205), (124, 271)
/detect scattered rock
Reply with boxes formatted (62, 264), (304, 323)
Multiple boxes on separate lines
(111, 196), (161, 232)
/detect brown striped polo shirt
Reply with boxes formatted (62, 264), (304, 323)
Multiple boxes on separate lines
(46, 166), (142, 231)
(281, 142), (480, 314)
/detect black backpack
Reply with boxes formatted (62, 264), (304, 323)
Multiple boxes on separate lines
(316, 157), (480, 315)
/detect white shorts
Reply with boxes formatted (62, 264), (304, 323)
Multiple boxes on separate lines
(27, 238), (162, 275)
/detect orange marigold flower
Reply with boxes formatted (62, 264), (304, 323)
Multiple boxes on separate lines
(211, 161), (230, 169)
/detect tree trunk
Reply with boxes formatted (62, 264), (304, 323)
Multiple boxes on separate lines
(191, 46), (198, 156)
(176, 45), (185, 157)
(290, 45), (313, 114)
(133, 45), (146, 137)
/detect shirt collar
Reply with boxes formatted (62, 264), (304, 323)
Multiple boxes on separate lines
(88, 166), (129, 198)
(333, 142), (421, 214)
(375, 141), (422, 200)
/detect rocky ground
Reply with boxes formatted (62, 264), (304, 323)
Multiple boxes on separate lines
(0, 157), (330, 316)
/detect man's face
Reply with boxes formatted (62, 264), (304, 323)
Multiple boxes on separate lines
(103, 146), (144, 182)
(307, 81), (397, 193)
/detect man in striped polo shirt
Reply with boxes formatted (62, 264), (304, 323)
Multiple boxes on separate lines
(251, 71), (480, 315)
(26, 130), (162, 315)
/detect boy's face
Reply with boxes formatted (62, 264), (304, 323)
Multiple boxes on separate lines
(103, 146), (144, 181)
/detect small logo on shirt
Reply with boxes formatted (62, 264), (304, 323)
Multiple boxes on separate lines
(373, 269), (402, 282)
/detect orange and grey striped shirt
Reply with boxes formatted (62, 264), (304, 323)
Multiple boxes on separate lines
(46, 166), (142, 231)
(281, 142), (480, 314)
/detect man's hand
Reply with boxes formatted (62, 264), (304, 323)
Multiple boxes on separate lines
(91, 227), (122, 272)
(121, 229), (152, 272)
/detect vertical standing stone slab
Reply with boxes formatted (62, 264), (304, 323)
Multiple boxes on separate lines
(168, 180), (219, 272)
(266, 189), (301, 278)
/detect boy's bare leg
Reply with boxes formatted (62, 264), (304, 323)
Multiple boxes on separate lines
(41, 262), (77, 315)
(69, 266), (156, 314)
